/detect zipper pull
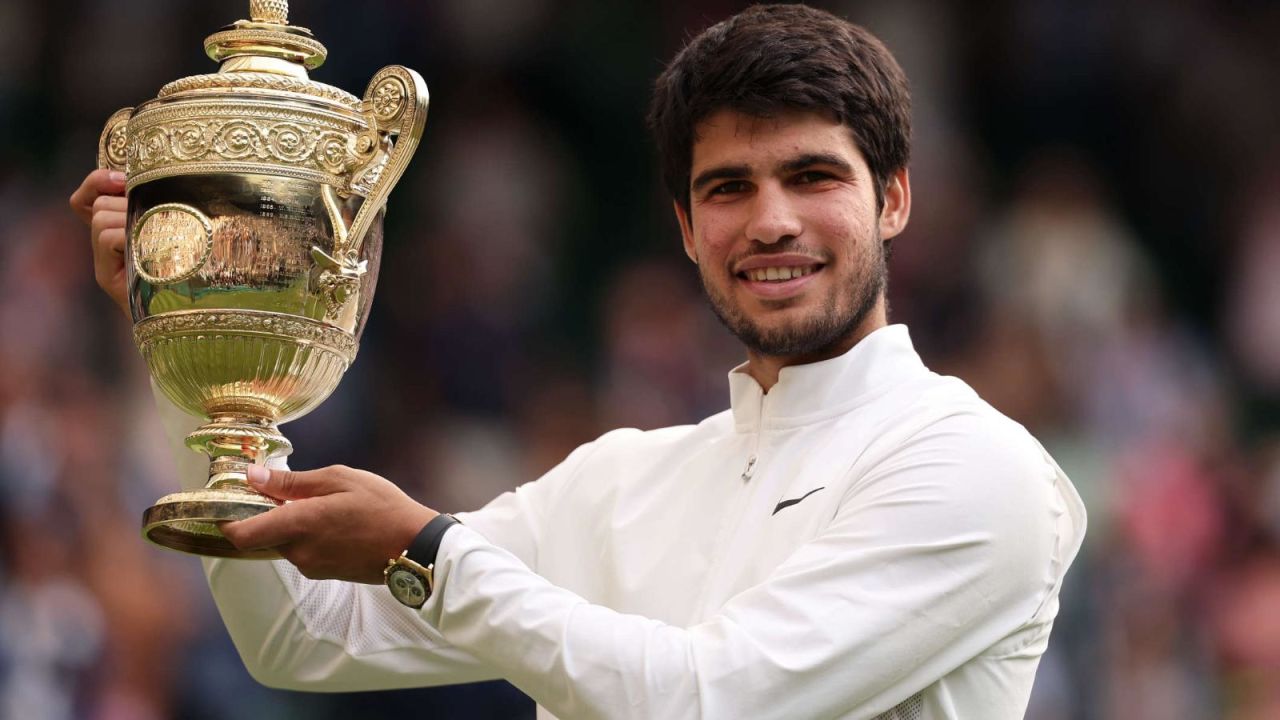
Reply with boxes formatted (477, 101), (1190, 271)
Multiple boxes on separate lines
(741, 454), (757, 482)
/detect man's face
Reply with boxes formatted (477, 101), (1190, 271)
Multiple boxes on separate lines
(675, 109), (910, 360)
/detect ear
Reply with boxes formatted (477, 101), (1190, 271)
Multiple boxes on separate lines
(878, 167), (911, 240)
(673, 200), (697, 264)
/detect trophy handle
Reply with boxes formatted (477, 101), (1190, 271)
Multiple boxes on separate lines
(97, 107), (134, 173)
(340, 65), (429, 257)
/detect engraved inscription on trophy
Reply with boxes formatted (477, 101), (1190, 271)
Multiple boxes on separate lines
(132, 203), (215, 285)
(257, 195), (311, 227)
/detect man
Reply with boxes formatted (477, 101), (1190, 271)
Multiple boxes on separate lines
(72, 5), (1085, 718)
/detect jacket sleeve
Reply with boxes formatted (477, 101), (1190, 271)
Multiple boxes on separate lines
(151, 382), (586, 692)
(417, 412), (1086, 718)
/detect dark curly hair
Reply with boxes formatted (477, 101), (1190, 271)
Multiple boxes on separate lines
(648, 4), (912, 213)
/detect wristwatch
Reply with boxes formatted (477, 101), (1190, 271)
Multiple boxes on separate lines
(384, 513), (461, 609)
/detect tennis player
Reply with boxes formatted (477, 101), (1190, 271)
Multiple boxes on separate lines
(73, 5), (1085, 718)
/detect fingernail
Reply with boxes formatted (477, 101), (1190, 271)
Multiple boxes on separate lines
(109, 171), (126, 184)
(246, 465), (269, 487)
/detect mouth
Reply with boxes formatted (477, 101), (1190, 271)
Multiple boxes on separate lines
(736, 264), (823, 283)
(734, 260), (826, 299)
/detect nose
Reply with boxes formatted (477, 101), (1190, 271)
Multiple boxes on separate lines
(744, 182), (802, 245)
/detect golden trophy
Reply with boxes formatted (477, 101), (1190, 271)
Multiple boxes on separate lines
(96, 0), (427, 558)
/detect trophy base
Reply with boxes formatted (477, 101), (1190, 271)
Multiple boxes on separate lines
(142, 488), (282, 560)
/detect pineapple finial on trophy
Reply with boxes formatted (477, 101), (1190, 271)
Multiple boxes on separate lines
(250, 0), (289, 25)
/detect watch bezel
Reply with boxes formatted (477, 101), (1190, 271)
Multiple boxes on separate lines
(384, 553), (433, 609)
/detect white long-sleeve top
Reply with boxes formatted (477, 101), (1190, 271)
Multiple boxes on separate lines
(156, 325), (1086, 719)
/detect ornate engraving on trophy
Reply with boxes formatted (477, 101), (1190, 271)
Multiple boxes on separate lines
(126, 111), (363, 188)
(371, 77), (407, 121)
(131, 203), (215, 285)
(105, 123), (129, 167)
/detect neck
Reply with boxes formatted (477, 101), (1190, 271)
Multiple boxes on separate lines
(743, 298), (887, 392)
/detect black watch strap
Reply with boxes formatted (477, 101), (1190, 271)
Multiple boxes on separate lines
(406, 513), (461, 568)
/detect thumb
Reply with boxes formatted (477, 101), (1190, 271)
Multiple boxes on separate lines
(246, 465), (341, 500)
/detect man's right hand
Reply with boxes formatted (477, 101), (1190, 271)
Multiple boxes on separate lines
(70, 168), (130, 318)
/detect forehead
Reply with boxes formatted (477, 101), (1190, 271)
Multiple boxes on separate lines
(690, 109), (866, 172)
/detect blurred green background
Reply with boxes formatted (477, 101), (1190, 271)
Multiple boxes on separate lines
(1, 0), (1278, 718)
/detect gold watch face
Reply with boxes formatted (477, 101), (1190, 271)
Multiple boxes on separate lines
(387, 565), (427, 609)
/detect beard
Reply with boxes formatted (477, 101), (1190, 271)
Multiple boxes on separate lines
(699, 237), (886, 358)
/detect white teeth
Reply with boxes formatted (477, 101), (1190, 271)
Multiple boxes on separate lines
(746, 265), (817, 282)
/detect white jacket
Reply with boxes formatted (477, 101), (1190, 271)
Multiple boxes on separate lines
(157, 324), (1086, 719)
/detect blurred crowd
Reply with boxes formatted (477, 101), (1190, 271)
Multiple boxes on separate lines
(1, 0), (1278, 718)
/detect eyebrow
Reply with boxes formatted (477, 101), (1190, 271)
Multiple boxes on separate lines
(690, 153), (855, 193)
(781, 153), (854, 175)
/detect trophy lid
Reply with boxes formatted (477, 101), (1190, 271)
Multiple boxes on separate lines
(100, 0), (426, 201)
(155, 0), (360, 110)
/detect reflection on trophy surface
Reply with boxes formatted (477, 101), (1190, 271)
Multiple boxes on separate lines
(96, 0), (427, 558)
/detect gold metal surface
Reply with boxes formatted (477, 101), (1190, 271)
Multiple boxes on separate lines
(204, 28), (328, 71)
(97, 0), (428, 558)
(134, 308), (355, 420)
(142, 488), (283, 559)
(207, 0), (327, 71)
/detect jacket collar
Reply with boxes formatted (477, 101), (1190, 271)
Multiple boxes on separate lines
(727, 324), (926, 431)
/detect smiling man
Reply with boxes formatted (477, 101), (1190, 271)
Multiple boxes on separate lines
(73, 5), (1085, 719)
(675, 108), (900, 390)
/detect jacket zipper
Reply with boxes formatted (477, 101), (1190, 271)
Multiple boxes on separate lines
(741, 392), (766, 482)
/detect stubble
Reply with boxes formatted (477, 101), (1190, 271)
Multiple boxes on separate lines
(700, 236), (886, 358)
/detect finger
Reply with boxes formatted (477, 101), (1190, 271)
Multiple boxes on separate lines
(91, 225), (130, 315)
(221, 503), (304, 551)
(91, 210), (127, 241)
(70, 169), (127, 225)
(95, 227), (126, 257)
(92, 194), (127, 215)
(246, 464), (347, 501)
(90, 212), (126, 280)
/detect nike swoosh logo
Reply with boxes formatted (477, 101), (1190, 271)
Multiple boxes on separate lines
(772, 487), (825, 515)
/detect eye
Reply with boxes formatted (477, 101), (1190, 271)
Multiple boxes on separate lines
(708, 180), (750, 196)
(794, 170), (834, 184)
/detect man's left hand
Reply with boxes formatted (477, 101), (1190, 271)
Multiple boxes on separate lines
(222, 465), (437, 584)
